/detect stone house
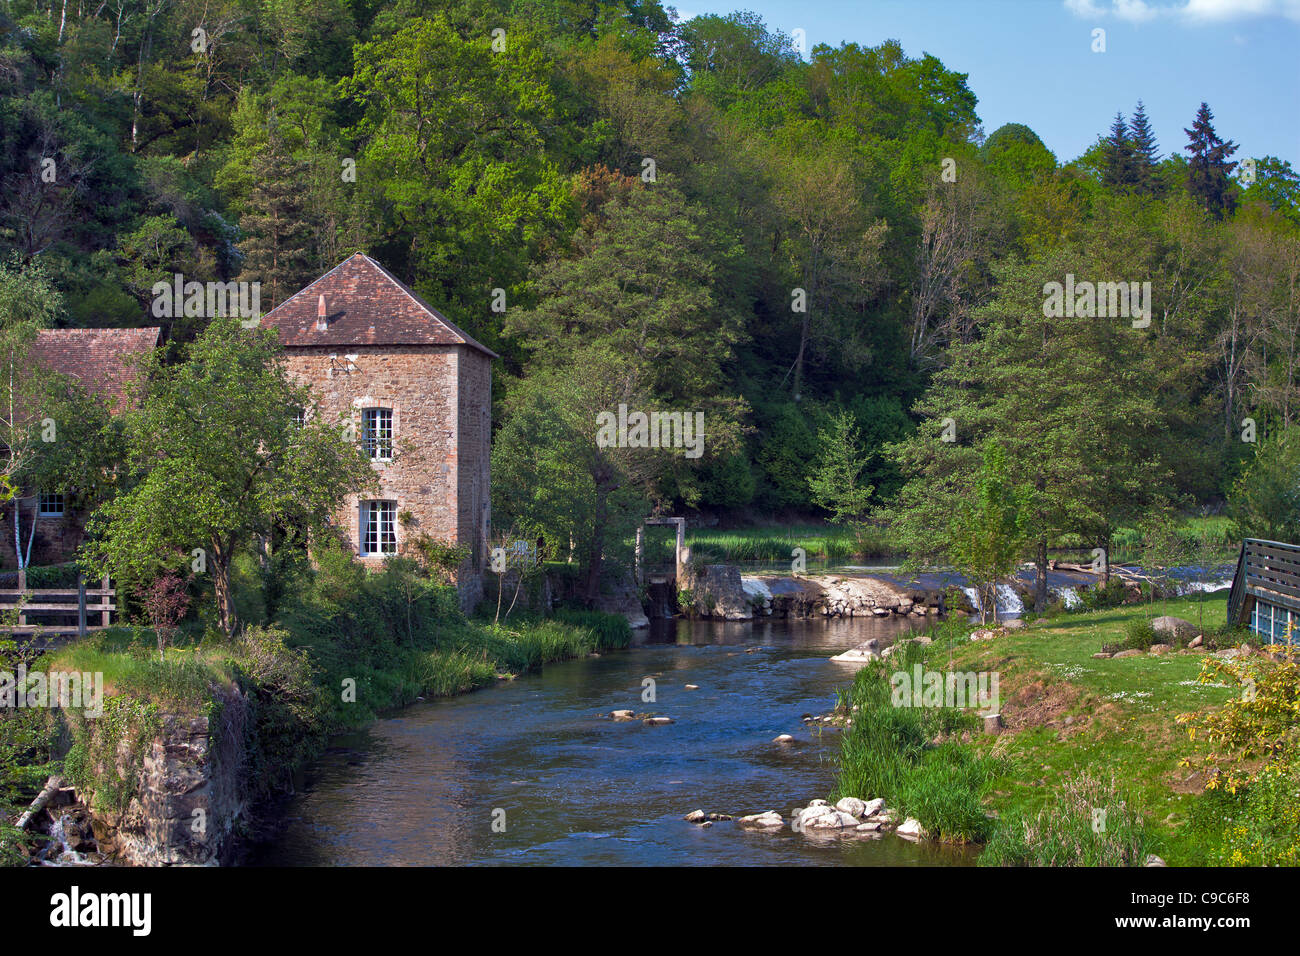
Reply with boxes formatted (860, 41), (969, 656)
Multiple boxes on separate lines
(260, 253), (496, 609)
(2, 327), (160, 568)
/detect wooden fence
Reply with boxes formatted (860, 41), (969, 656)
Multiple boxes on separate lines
(0, 570), (114, 638)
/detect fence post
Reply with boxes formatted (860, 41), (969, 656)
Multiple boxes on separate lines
(101, 572), (111, 628)
(16, 567), (25, 627)
(77, 574), (87, 640)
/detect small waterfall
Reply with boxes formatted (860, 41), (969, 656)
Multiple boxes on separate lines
(963, 583), (1024, 617)
(1057, 586), (1081, 609)
(41, 814), (97, 866)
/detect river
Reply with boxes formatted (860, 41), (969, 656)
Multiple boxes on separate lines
(249, 615), (979, 866)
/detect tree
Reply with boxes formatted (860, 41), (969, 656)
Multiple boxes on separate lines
(1129, 100), (1162, 196)
(1101, 112), (1137, 190)
(1228, 427), (1300, 543)
(0, 260), (116, 572)
(84, 318), (376, 636)
(499, 176), (746, 600)
(945, 441), (1033, 625)
(807, 410), (873, 527)
(238, 123), (317, 310)
(1184, 102), (1239, 220)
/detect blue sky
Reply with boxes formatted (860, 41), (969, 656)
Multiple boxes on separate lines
(672, 0), (1300, 167)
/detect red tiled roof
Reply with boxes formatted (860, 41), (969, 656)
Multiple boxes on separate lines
(33, 327), (160, 413)
(260, 253), (498, 358)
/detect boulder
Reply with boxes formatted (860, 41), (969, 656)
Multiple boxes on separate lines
(1092, 652), (1113, 659)
(683, 809), (706, 823)
(1150, 616), (1196, 641)
(643, 716), (674, 726)
(835, 797), (866, 818)
(830, 645), (880, 664)
(1113, 649), (1145, 658)
(795, 806), (859, 830)
(1189, 635), (1203, 649)
(1148, 643), (1172, 655)
(855, 820), (883, 833)
(610, 709), (635, 720)
(861, 798), (886, 819)
(773, 734), (794, 744)
(895, 818), (927, 840)
(737, 811), (783, 829)
(1144, 854), (1167, 867)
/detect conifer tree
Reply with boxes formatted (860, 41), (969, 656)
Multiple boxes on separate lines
(1101, 113), (1137, 190)
(1184, 101), (1239, 220)
(239, 123), (317, 309)
(1129, 100), (1162, 195)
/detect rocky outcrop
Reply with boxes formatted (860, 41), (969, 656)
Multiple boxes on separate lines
(592, 571), (650, 629)
(89, 686), (249, 866)
(682, 564), (754, 620)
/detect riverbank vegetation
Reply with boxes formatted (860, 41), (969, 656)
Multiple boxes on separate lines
(0, 544), (630, 862)
(832, 594), (1300, 865)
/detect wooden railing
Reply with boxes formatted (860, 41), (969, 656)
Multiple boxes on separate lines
(0, 571), (114, 638)
(1227, 538), (1300, 626)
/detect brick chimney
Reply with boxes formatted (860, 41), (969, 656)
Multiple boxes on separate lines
(316, 294), (327, 331)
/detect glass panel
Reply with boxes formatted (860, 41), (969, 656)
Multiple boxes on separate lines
(363, 408), (393, 460)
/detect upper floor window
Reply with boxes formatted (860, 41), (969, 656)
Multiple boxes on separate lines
(38, 491), (65, 517)
(361, 500), (397, 555)
(362, 407), (394, 461)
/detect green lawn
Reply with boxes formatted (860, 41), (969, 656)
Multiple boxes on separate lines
(932, 594), (1242, 863)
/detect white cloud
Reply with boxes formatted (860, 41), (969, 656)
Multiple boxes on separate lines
(1065, 0), (1300, 22)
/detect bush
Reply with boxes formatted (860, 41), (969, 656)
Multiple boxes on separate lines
(1122, 619), (1157, 651)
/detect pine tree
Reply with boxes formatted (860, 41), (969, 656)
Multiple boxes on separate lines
(239, 123), (317, 309)
(1184, 101), (1239, 220)
(1129, 100), (1162, 195)
(1101, 112), (1137, 190)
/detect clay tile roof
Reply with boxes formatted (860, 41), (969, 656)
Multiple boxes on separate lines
(260, 253), (499, 358)
(33, 327), (160, 413)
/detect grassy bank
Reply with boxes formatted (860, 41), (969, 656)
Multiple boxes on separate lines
(3, 554), (630, 860)
(634, 513), (1237, 568)
(832, 594), (1297, 865)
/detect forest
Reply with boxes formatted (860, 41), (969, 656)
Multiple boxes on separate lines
(3, 0), (1300, 584)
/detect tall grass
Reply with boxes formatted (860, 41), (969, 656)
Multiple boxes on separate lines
(832, 638), (1002, 843)
(979, 770), (1154, 866)
(638, 523), (896, 566)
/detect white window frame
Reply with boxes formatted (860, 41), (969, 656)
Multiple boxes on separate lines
(361, 500), (397, 556)
(37, 491), (65, 517)
(362, 407), (394, 461)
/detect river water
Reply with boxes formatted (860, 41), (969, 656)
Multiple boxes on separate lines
(249, 615), (979, 866)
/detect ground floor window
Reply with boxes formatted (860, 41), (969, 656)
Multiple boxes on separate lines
(1251, 600), (1297, 644)
(361, 500), (397, 555)
(37, 491), (65, 516)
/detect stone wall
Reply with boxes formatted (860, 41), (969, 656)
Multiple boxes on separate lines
(284, 342), (489, 611)
(0, 506), (85, 567)
(90, 687), (248, 866)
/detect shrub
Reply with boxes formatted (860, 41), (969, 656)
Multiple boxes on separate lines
(1122, 618), (1157, 651)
